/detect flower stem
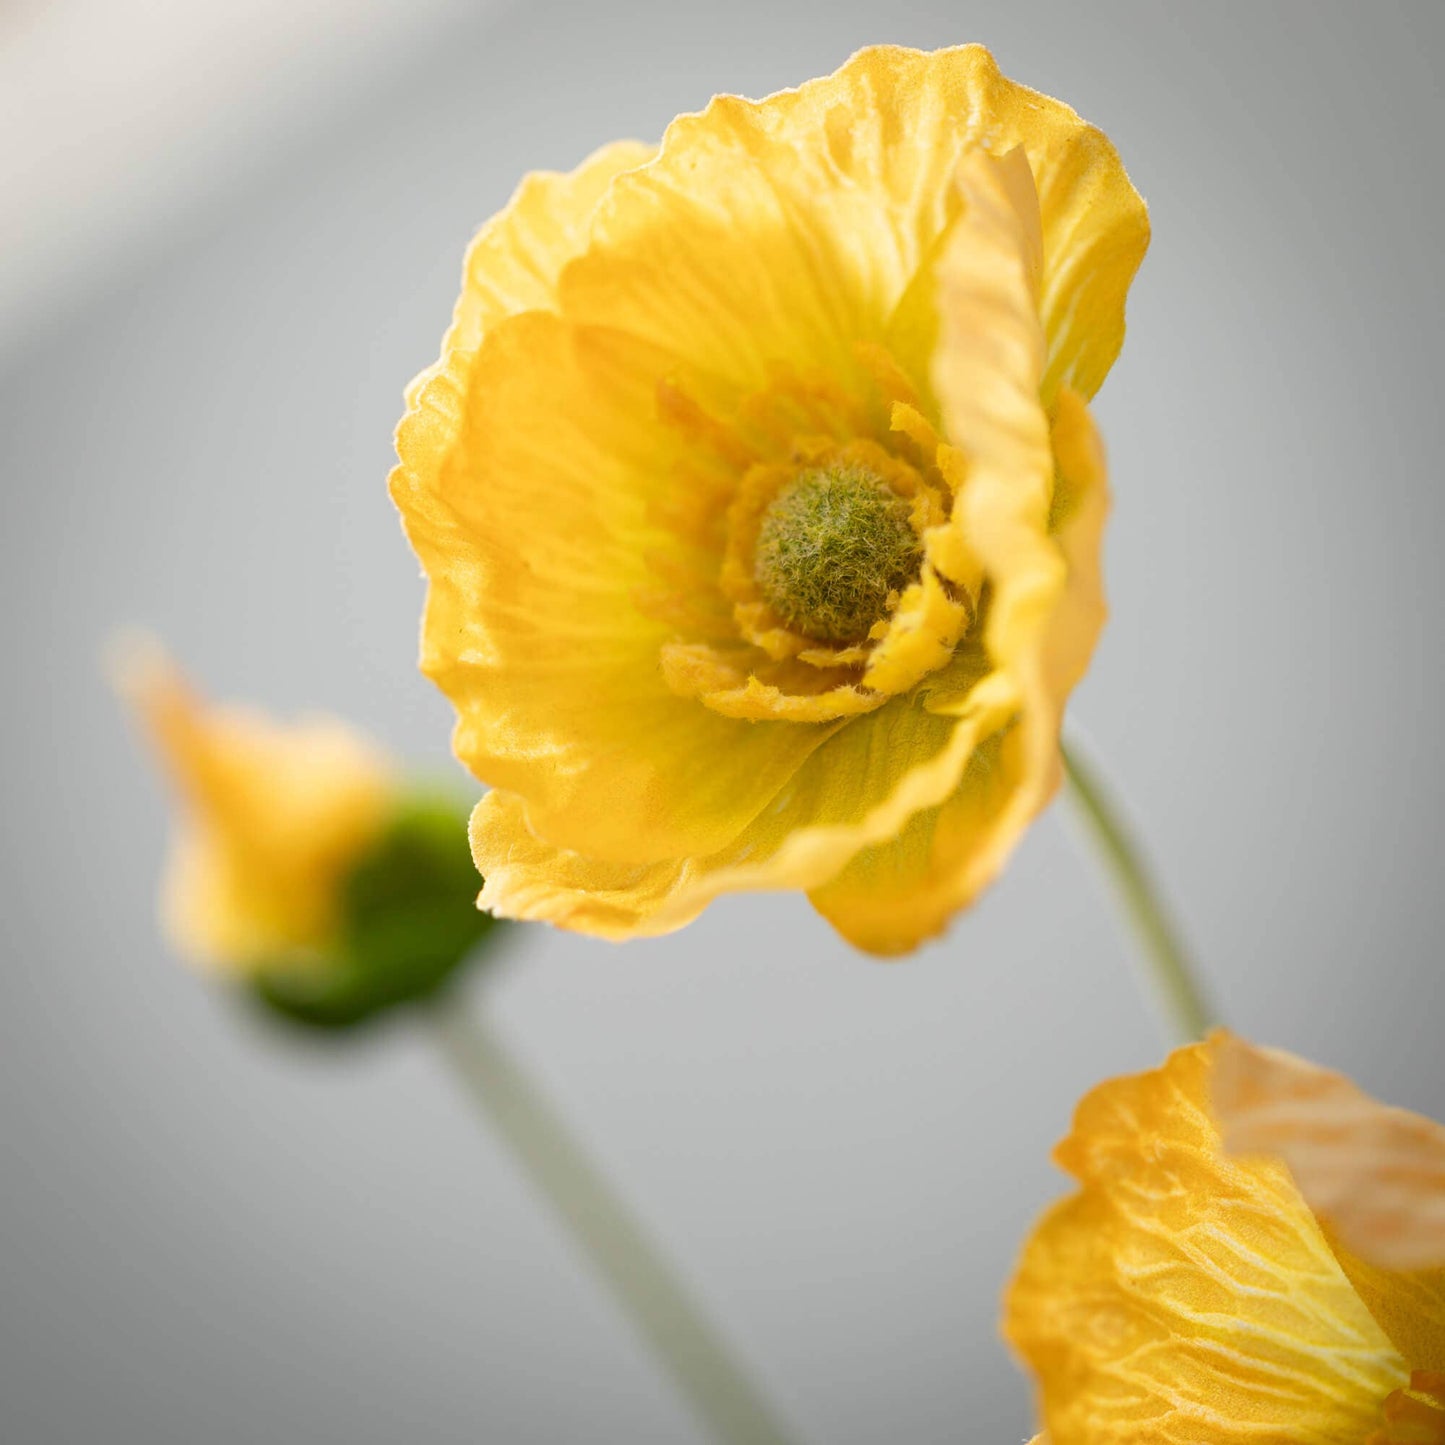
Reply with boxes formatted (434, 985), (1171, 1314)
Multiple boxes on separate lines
(1060, 737), (1217, 1044)
(431, 1001), (800, 1445)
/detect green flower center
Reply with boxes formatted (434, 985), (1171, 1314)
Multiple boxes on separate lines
(754, 466), (922, 644)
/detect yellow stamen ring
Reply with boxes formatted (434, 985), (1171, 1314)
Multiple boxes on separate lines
(720, 439), (944, 662)
(650, 364), (979, 724)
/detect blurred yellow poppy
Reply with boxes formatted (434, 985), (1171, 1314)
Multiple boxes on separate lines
(392, 44), (1148, 953)
(1005, 1033), (1445, 1445)
(119, 638), (500, 1028)
(118, 638), (397, 973)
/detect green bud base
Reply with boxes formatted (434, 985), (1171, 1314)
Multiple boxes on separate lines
(249, 790), (503, 1032)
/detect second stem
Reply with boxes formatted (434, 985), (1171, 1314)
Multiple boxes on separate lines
(432, 1001), (799, 1445)
(1061, 738), (1217, 1044)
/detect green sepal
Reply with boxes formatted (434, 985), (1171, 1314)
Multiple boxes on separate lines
(247, 789), (505, 1032)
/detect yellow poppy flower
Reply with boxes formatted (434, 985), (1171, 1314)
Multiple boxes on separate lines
(1005, 1032), (1445, 1445)
(392, 44), (1149, 953)
(118, 638), (397, 974)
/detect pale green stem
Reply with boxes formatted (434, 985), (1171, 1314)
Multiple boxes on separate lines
(431, 1002), (800, 1445)
(1060, 737), (1217, 1044)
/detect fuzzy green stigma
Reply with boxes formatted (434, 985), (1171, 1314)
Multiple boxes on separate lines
(754, 466), (922, 644)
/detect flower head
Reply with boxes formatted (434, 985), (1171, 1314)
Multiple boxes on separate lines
(118, 638), (499, 1027)
(392, 44), (1148, 953)
(1005, 1032), (1445, 1445)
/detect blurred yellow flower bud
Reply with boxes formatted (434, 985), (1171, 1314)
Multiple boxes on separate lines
(117, 635), (395, 973)
(117, 637), (501, 1028)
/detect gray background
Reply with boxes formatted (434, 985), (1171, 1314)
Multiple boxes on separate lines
(2, 2), (1442, 1441)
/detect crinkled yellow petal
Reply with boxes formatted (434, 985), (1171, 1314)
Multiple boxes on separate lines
(470, 791), (707, 939)
(395, 308), (839, 865)
(804, 723), (1022, 954)
(1005, 1039), (1407, 1445)
(117, 638), (394, 972)
(472, 646), (1011, 939)
(401, 139), (654, 412)
(395, 144), (658, 607)
(1215, 1033), (1445, 1372)
(558, 45), (1145, 404)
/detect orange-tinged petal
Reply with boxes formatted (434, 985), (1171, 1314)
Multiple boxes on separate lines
(1005, 1041), (1405, 1445)
(1215, 1034), (1445, 1274)
(1215, 1033), (1445, 1372)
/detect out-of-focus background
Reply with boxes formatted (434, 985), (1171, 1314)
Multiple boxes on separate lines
(2, 2), (1441, 1440)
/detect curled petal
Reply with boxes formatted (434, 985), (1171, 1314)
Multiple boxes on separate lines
(808, 162), (1106, 954)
